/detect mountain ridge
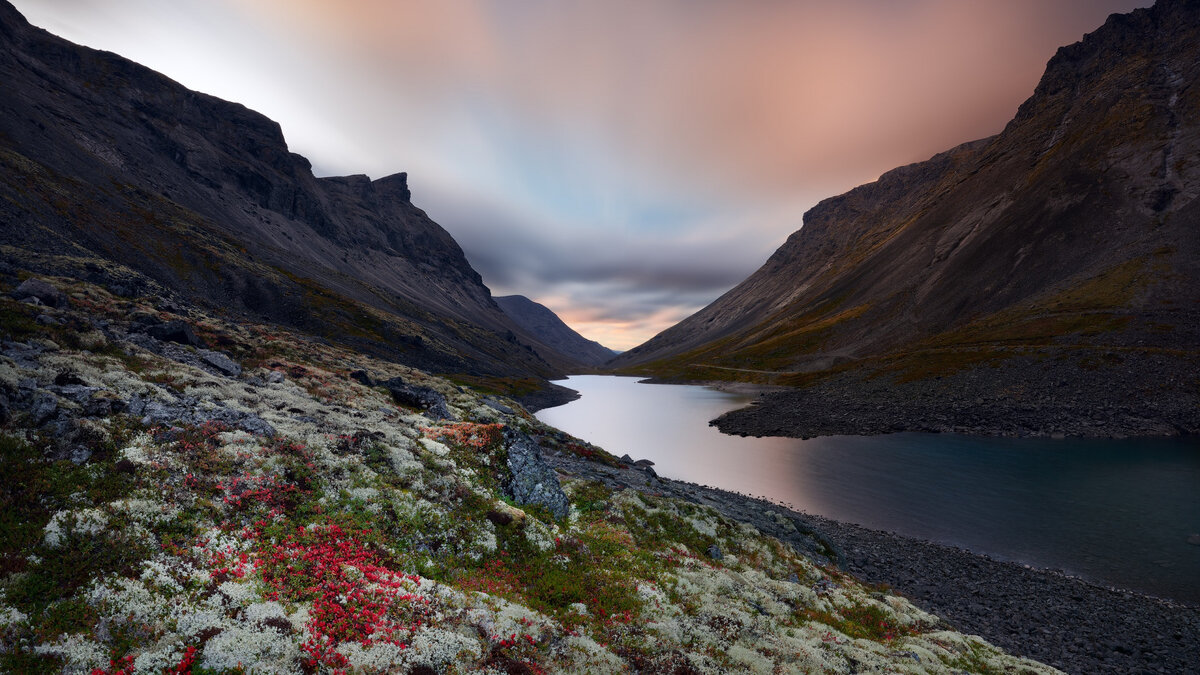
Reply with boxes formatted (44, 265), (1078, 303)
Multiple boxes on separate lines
(613, 0), (1200, 437)
(0, 0), (581, 388)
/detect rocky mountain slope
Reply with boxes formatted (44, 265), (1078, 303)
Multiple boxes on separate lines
(496, 295), (616, 368)
(0, 267), (1065, 673)
(614, 0), (1200, 438)
(0, 1), (581, 388)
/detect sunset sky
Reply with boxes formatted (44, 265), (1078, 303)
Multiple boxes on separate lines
(15, 0), (1150, 350)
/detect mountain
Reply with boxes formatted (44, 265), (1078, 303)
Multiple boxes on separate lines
(495, 295), (617, 367)
(0, 1), (577, 391)
(613, 0), (1200, 437)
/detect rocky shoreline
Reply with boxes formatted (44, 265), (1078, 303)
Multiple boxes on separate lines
(711, 353), (1200, 439)
(544, 450), (1200, 675)
(515, 381), (580, 413)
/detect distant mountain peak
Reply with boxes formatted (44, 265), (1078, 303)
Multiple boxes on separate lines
(495, 295), (616, 368)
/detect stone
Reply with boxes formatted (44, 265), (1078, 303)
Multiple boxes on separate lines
(483, 397), (514, 415)
(145, 320), (204, 347)
(35, 314), (59, 326)
(620, 454), (634, 464)
(503, 430), (569, 519)
(486, 502), (526, 527)
(199, 349), (242, 377)
(83, 392), (125, 417)
(382, 377), (454, 420)
(29, 392), (58, 426)
(137, 397), (275, 437)
(50, 384), (100, 404)
(706, 544), (723, 561)
(54, 370), (87, 386)
(265, 371), (285, 384)
(13, 278), (67, 308)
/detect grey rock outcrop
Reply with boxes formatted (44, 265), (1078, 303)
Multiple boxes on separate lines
(12, 278), (66, 308)
(144, 320), (203, 348)
(130, 393), (275, 437)
(502, 430), (569, 519)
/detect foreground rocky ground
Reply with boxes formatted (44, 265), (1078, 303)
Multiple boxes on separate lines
(549, 454), (1200, 675)
(0, 268), (1059, 673)
(712, 351), (1200, 439)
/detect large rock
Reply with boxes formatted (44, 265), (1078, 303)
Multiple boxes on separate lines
(132, 394), (276, 437)
(382, 377), (454, 420)
(503, 430), (569, 519)
(12, 278), (66, 308)
(198, 349), (242, 377)
(145, 320), (204, 348)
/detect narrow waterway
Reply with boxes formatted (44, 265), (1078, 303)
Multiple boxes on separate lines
(535, 375), (1200, 604)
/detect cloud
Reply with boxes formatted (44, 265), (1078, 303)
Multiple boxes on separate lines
(418, 184), (809, 349)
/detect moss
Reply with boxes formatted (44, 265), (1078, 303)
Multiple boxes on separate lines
(801, 600), (920, 642)
(0, 435), (138, 579)
(0, 274), (1060, 673)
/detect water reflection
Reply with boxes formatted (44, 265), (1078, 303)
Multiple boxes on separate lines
(536, 375), (1200, 603)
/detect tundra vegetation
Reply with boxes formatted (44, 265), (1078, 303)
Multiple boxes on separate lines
(0, 270), (1059, 673)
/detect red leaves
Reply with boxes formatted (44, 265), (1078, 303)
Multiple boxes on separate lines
(217, 474), (301, 511)
(256, 522), (428, 670)
(420, 422), (505, 451)
(89, 654), (135, 675)
(165, 645), (199, 674)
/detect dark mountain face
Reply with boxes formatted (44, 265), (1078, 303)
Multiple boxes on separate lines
(0, 1), (565, 381)
(613, 0), (1200, 392)
(495, 295), (616, 368)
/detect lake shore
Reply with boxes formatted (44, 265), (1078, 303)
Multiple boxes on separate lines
(544, 449), (1200, 675)
(710, 353), (1200, 439)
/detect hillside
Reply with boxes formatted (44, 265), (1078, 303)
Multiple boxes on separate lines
(0, 265), (1074, 673)
(613, 0), (1200, 438)
(0, 1), (581, 390)
(496, 295), (616, 368)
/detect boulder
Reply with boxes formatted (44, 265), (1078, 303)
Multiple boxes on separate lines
(199, 349), (242, 377)
(29, 392), (58, 426)
(382, 377), (453, 420)
(503, 430), (569, 519)
(486, 502), (527, 528)
(145, 320), (204, 347)
(12, 278), (67, 308)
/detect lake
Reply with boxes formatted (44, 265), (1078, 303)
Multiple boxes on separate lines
(535, 375), (1200, 604)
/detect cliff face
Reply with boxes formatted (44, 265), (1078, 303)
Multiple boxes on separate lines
(495, 295), (616, 368)
(614, 0), (1200, 386)
(0, 1), (561, 380)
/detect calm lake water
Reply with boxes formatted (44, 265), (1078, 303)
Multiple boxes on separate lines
(536, 375), (1200, 604)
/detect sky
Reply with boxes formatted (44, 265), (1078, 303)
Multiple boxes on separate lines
(14, 0), (1151, 350)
